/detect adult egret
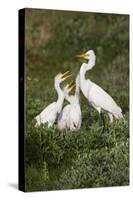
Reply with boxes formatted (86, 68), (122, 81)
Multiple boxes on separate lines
(76, 50), (123, 124)
(58, 74), (82, 131)
(35, 71), (71, 127)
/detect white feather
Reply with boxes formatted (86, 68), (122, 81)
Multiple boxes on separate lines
(35, 102), (57, 127)
(57, 74), (82, 131)
(35, 73), (66, 127)
(79, 50), (123, 122)
(57, 105), (71, 130)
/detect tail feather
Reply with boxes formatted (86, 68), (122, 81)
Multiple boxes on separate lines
(35, 115), (41, 126)
(113, 106), (123, 119)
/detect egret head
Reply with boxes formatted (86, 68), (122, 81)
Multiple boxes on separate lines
(75, 49), (96, 60)
(63, 81), (76, 95)
(55, 71), (71, 84)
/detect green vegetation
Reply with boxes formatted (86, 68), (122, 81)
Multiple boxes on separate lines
(25, 9), (129, 191)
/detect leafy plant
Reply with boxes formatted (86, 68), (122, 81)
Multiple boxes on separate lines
(24, 9), (129, 191)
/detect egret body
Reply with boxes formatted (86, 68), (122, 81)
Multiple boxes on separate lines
(76, 50), (123, 123)
(35, 71), (71, 127)
(58, 74), (82, 131)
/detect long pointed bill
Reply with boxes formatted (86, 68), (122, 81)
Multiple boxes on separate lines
(68, 83), (76, 92)
(67, 81), (74, 88)
(61, 74), (71, 81)
(61, 70), (70, 78)
(61, 70), (71, 81)
(75, 53), (87, 59)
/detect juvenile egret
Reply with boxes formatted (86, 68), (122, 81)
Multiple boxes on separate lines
(35, 71), (71, 127)
(58, 74), (82, 131)
(76, 50), (123, 124)
(57, 83), (74, 131)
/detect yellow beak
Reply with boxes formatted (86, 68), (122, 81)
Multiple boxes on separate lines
(68, 82), (76, 92)
(75, 53), (87, 59)
(67, 81), (74, 88)
(61, 70), (71, 81)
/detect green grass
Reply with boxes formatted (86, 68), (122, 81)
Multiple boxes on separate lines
(24, 9), (129, 191)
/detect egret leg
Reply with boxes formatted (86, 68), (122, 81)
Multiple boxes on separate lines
(100, 112), (105, 133)
(108, 113), (113, 123)
(93, 106), (106, 132)
(88, 104), (92, 125)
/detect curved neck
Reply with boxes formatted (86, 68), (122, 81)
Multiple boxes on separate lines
(80, 58), (95, 81)
(65, 93), (71, 103)
(54, 81), (64, 113)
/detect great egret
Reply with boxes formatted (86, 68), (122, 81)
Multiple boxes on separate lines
(57, 74), (82, 131)
(57, 83), (74, 131)
(76, 50), (123, 124)
(35, 71), (71, 127)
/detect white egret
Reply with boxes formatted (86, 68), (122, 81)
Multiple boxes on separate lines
(58, 74), (82, 131)
(35, 71), (71, 127)
(76, 50), (123, 124)
(57, 82), (75, 131)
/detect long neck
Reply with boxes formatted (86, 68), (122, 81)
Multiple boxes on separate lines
(75, 83), (80, 103)
(65, 93), (71, 103)
(80, 58), (95, 81)
(55, 81), (64, 113)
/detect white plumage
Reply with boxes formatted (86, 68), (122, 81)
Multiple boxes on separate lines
(35, 71), (71, 127)
(35, 102), (58, 127)
(57, 104), (71, 130)
(57, 74), (82, 131)
(76, 50), (123, 122)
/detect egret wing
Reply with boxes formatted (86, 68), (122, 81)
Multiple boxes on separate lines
(70, 105), (81, 128)
(89, 82), (118, 113)
(36, 102), (57, 124)
(57, 105), (71, 130)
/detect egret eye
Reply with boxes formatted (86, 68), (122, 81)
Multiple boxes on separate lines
(85, 53), (90, 58)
